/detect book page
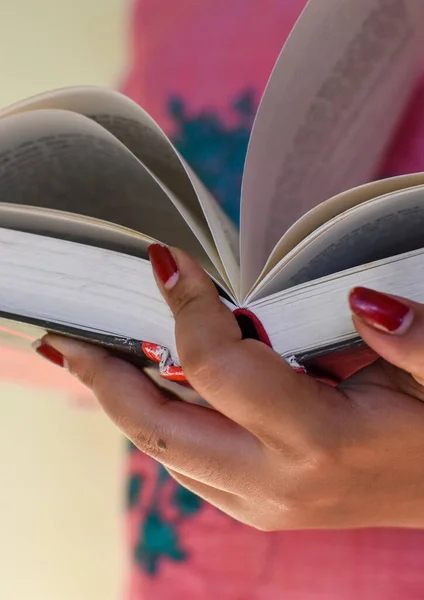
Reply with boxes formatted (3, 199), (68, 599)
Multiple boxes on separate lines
(0, 108), (224, 282)
(0, 87), (240, 293)
(0, 205), (233, 295)
(250, 184), (424, 300)
(0, 227), (181, 364)
(0, 204), (154, 258)
(250, 246), (424, 360)
(254, 172), (424, 288)
(240, 0), (424, 296)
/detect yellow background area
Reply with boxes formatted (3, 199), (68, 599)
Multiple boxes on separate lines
(0, 1), (128, 598)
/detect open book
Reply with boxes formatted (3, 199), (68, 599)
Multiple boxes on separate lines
(0, 0), (424, 380)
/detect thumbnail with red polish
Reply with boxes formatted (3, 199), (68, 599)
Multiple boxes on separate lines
(148, 244), (179, 290)
(349, 287), (413, 334)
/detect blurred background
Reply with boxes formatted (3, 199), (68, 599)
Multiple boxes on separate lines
(0, 1), (286, 597)
(0, 2), (300, 598)
(2, 2), (424, 600)
(0, 1), (128, 598)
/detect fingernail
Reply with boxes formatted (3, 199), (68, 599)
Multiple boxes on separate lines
(142, 341), (188, 384)
(349, 287), (414, 334)
(141, 341), (163, 364)
(148, 244), (179, 290)
(160, 364), (187, 383)
(32, 340), (68, 368)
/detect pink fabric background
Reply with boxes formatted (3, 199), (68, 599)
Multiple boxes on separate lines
(1, 1), (424, 598)
(121, 2), (424, 599)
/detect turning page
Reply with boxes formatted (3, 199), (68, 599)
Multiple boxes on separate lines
(251, 183), (424, 300)
(0, 108), (223, 280)
(0, 87), (239, 290)
(240, 0), (424, 296)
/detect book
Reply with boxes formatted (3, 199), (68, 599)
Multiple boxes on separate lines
(0, 0), (423, 383)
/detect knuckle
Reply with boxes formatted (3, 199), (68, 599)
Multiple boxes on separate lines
(131, 422), (168, 460)
(182, 346), (233, 394)
(306, 445), (341, 474)
(181, 328), (237, 383)
(253, 443), (352, 529)
(171, 284), (204, 319)
(66, 356), (95, 388)
(69, 352), (114, 392)
(182, 344), (219, 378)
(268, 449), (343, 512)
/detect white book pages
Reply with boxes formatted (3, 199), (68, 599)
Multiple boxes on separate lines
(0, 107), (224, 283)
(251, 184), (424, 300)
(240, 0), (424, 296)
(253, 173), (424, 292)
(0, 87), (239, 291)
(251, 246), (424, 358)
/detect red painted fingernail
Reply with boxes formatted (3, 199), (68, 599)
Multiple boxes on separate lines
(349, 287), (414, 334)
(141, 342), (163, 364)
(32, 340), (67, 368)
(148, 244), (179, 290)
(160, 364), (187, 383)
(141, 341), (188, 385)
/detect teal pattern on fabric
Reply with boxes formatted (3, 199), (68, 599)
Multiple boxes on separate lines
(129, 465), (203, 575)
(168, 90), (256, 225)
(135, 510), (187, 575)
(127, 474), (143, 508)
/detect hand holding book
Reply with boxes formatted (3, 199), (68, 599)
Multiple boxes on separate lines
(34, 246), (424, 530)
(0, 0), (424, 368)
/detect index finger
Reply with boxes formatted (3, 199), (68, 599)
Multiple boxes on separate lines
(42, 334), (261, 494)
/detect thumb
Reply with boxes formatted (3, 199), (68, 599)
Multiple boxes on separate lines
(349, 287), (424, 383)
(147, 245), (340, 448)
(147, 244), (242, 391)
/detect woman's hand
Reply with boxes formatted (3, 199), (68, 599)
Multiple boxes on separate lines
(37, 246), (424, 530)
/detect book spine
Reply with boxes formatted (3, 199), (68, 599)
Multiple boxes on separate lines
(0, 311), (153, 370)
(0, 311), (378, 387)
(288, 341), (379, 386)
